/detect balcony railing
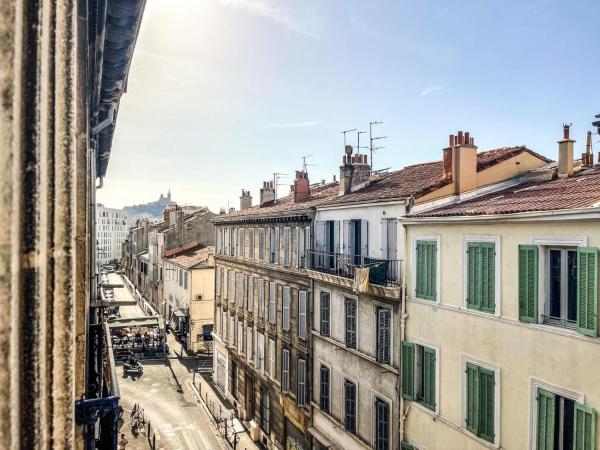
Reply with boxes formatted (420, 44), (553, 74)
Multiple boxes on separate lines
(308, 250), (401, 286)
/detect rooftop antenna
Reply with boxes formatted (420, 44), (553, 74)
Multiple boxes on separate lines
(341, 128), (357, 147)
(356, 130), (368, 155)
(301, 155), (316, 172)
(369, 121), (387, 171)
(273, 172), (289, 200)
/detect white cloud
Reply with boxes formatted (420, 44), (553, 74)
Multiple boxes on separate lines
(264, 120), (324, 129)
(217, 0), (319, 38)
(420, 85), (444, 97)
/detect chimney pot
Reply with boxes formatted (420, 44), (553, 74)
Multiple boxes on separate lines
(563, 123), (571, 140)
(464, 132), (470, 144)
(458, 131), (464, 145)
(449, 134), (454, 148)
(558, 126), (575, 177)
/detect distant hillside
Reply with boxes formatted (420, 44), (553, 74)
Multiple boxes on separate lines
(124, 191), (175, 221)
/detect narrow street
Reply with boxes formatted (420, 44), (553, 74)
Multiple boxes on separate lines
(114, 274), (223, 450)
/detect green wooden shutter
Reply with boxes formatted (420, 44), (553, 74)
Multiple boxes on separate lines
(427, 241), (437, 300)
(467, 243), (479, 309)
(466, 363), (479, 435)
(401, 443), (414, 450)
(518, 245), (539, 323)
(480, 243), (496, 313)
(577, 247), (598, 337)
(478, 367), (495, 443)
(401, 342), (415, 400)
(536, 388), (555, 450)
(573, 402), (596, 450)
(422, 346), (436, 410)
(416, 241), (426, 298)
(416, 240), (437, 300)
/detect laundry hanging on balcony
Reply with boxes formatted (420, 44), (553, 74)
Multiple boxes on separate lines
(354, 267), (370, 293)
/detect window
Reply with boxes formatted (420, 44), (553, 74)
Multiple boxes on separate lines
(239, 228), (245, 258)
(216, 306), (221, 335)
(344, 379), (356, 434)
(257, 332), (265, 373)
(319, 365), (330, 412)
(258, 279), (264, 318)
(519, 245), (598, 337)
(247, 276), (254, 312)
(237, 320), (243, 352)
(260, 387), (270, 433)
(376, 307), (391, 364)
(249, 228), (255, 259)
(284, 227), (291, 267)
(466, 242), (496, 313)
(345, 298), (357, 349)
(229, 270), (235, 304)
(296, 227), (306, 268)
(269, 282), (276, 324)
(535, 387), (596, 450)
(402, 342), (436, 411)
(282, 286), (291, 331)
(281, 349), (290, 393)
(246, 327), (253, 363)
(223, 269), (228, 299)
(297, 359), (306, 407)
(259, 228), (265, 261)
(375, 398), (390, 450)
(231, 361), (238, 399)
(268, 339), (275, 379)
(216, 268), (221, 295)
(415, 239), (437, 301)
(380, 218), (398, 260)
(320, 292), (330, 337)
(465, 362), (496, 443)
(237, 272), (244, 307)
(298, 291), (307, 339)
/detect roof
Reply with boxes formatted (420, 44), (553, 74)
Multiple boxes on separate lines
(213, 181), (339, 223)
(166, 246), (214, 269)
(326, 146), (551, 206)
(406, 165), (600, 218)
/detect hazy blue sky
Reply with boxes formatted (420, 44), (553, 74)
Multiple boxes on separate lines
(98, 0), (600, 212)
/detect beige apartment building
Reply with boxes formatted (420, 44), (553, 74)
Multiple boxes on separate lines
(400, 130), (600, 450)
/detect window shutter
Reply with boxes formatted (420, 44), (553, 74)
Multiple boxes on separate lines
(467, 243), (479, 309)
(297, 359), (306, 406)
(466, 363), (479, 435)
(518, 245), (539, 323)
(320, 293), (330, 336)
(284, 227), (291, 267)
(269, 282), (276, 324)
(478, 367), (495, 443)
(247, 276), (254, 312)
(573, 402), (596, 450)
(377, 308), (391, 364)
(274, 227), (280, 264)
(345, 298), (357, 349)
(342, 220), (351, 255)
(258, 279), (264, 318)
(380, 219), (388, 258)
(361, 219), (369, 257)
(269, 339), (275, 378)
(298, 291), (307, 339)
(401, 342), (415, 400)
(333, 220), (341, 254)
(296, 227), (301, 268)
(304, 226), (311, 268)
(401, 444), (414, 450)
(537, 388), (555, 450)
(577, 247), (598, 337)
(416, 240), (437, 300)
(423, 347), (436, 410)
(282, 286), (291, 331)
(282, 349), (289, 393)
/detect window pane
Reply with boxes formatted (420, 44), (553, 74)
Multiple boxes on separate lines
(549, 249), (562, 318)
(567, 250), (577, 322)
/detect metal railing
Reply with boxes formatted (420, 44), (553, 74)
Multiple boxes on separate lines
(308, 250), (402, 286)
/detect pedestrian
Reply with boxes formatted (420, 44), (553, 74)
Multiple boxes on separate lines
(118, 433), (128, 450)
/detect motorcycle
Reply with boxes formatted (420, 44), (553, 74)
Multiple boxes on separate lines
(123, 358), (144, 375)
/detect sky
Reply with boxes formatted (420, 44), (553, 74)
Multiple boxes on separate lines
(98, 0), (600, 212)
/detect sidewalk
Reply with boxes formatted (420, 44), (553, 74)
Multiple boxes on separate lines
(189, 372), (260, 450)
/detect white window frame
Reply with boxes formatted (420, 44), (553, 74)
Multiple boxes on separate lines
(460, 354), (501, 448)
(461, 235), (502, 316)
(411, 234), (441, 304)
(528, 378), (584, 450)
(528, 236), (587, 325)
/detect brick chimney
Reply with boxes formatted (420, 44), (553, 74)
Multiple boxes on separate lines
(260, 181), (275, 205)
(443, 131), (478, 194)
(339, 145), (371, 196)
(582, 130), (593, 167)
(558, 124), (574, 178)
(240, 189), (252, 210)
(293, 171), (310, 202)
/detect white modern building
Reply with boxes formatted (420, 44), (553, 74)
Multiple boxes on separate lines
(96, 203), (128, 266)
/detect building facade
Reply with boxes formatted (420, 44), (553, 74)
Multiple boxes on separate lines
(96, 204), (128, 266)
(400, 130), (600, 449)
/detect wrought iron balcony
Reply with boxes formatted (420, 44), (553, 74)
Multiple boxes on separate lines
(308, 250), (402, 286)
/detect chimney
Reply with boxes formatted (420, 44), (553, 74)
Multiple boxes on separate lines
(240, 189), (252, 210)
(259, 181), (275, 205)
(558, 123), (574, 178)
(229, 207), (236, 213)
(293, 171), (310, 203)
(582, 131), (593, 167)
(443, 130), (478, 194)
(339, 145), (372, 196)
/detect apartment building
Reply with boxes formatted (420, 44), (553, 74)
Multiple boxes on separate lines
(164, 246), (215, 352)
(96, 203), (128, 266)
(307, 136), (551, 450)
(213, 176), (338, 449)
(400, 128), (600, 450)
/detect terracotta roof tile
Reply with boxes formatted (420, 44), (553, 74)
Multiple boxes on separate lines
(406, 165), (600, 218)
(166, 246), (214, 268)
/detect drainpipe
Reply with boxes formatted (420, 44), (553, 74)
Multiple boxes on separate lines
(399, 200), (411, 446)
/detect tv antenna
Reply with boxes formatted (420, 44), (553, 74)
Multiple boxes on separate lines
(341, 128), (357, 147)
(356, 130), (368, 155)
(301, 155), (316, 172)
(273, 172), (289, 200)
(369, 121), (387, 171)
